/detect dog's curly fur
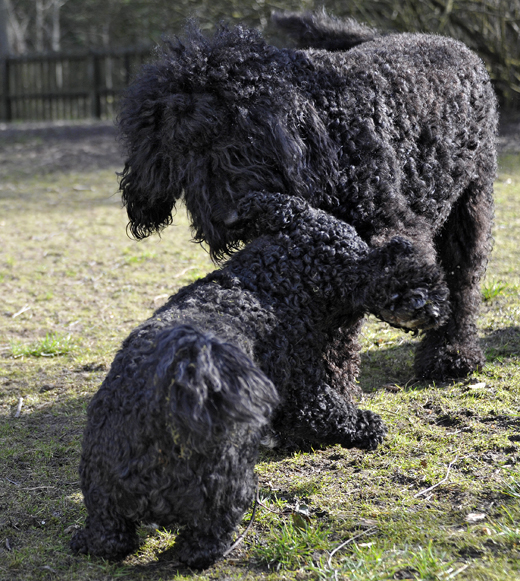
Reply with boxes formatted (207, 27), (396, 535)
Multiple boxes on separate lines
(118, 12), (498, 380)
(71, 192), (448, 568)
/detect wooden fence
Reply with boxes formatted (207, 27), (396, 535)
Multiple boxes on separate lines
(0, 48), (151, 122)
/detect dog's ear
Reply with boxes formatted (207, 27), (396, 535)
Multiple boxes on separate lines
(118, 82), (184, 240)
(118, 86), (230, 241)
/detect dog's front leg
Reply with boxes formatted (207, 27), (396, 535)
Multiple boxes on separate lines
(70, 511), (138, 560)
(274, 382), (387, 451)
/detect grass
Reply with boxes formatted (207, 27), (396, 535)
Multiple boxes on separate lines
(0, 146), (519, 580)
(8, 333), (75, 359)
(481, 281), (509, 303)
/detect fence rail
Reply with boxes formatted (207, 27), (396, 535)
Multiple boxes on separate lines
(0, 48), (151, 122)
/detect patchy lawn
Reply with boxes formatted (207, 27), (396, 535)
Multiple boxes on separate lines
(0, 126), (519, 580)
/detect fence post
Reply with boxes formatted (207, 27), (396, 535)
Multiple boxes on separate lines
(1, 57), (11, 122)
(89, 52), (102, 119)
(124, 52), (131, 86)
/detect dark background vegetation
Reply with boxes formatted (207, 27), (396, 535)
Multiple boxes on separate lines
(1, 0), (520, 109)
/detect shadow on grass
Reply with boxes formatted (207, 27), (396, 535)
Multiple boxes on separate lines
(482, 326), (520, 361)
(358, 338), (417, 393)
(1, 392), (89, 485)
(357, 324), (519, 394)
(0, 121), (123, 181)
(0, 183), (122, 208)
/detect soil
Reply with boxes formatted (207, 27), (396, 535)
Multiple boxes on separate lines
(1, 110), (520, 176)
(0, 120), (123, 177)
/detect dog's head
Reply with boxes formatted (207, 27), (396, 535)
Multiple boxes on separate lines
(118, 23), (339, 260)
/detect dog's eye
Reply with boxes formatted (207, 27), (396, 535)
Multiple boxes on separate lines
(222, 210), (240, 226)
(210, 200), (239, 226)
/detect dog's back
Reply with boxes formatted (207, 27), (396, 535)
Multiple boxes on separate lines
(271, 10), (379, 50)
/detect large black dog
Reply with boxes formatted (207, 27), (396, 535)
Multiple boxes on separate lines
(71, 192), (446, 568)
(118, 12), (498, 380)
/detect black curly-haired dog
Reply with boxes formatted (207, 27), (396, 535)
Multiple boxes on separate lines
(118, 12), (497, 381)
(71, 191), (448, 568)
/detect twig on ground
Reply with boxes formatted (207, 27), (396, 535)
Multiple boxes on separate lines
(222, 486), (260, 558)
(12, 305), (31, 318)
(21, 486), (56, 491)
(14, 397), (23, 418)
(444, 563), (470, 579)
(414, 457), (458, 499)
(327, 527), (378, 568)
(174, 267), (199, 279)
(256, 497), (290, 515)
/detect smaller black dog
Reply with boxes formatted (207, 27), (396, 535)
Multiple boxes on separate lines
(71, 192), (446, 568)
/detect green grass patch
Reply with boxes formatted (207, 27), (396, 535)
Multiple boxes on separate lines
(8, 333), (75, 359)
(254, 520), (331, 571)
(482, 280), (509, 302)
(0, 150), (519, 580)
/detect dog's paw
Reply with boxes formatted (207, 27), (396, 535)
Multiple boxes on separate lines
(234, 192), (308, 237)
(414, 334), (486, 380)
(341, 409), (387, 451)
(174, 531), (232, 569)
(70, 528), (90, 555)
(260, 428), (281, 449)
(70, 523), (138, 560)
(378, 286), (450, 331)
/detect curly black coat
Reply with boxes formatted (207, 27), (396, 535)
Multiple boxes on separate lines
(118, 13), (497, 381)
(71, 192), (446, 568)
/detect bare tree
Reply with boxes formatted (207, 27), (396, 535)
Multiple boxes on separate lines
(35, 0), (45, 51)
(0, 0), (9, 56)
(3, 0), (29, 54)
(51, 0), (67, 52)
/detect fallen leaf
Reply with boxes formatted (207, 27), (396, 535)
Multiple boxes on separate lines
(466, 513), (486, 523)
(467, 382), (487, 390)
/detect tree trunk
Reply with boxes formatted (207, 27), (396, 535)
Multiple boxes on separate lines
(51, 0), (61, 52)
(35, 0), (44, 52)
(0, 0), (10, 57)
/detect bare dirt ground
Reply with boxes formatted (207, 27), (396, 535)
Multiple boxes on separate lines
(1, 111), (520, 177)
(0, 120), (123, 177)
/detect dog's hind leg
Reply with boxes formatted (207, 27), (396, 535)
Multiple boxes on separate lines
(174, 525), (236, 569)
(172, 441), (259, 569)
(70, 508), (138, 560)
(323, 318), (363, 397)
(414, 175), (495, 380)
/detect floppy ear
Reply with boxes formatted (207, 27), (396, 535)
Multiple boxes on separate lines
(118, 82), (229, 241)
(118, 75), (184, 240)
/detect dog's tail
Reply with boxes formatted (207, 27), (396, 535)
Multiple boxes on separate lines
(145, 325), (279, 444)
(271, 10), (380, 51)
